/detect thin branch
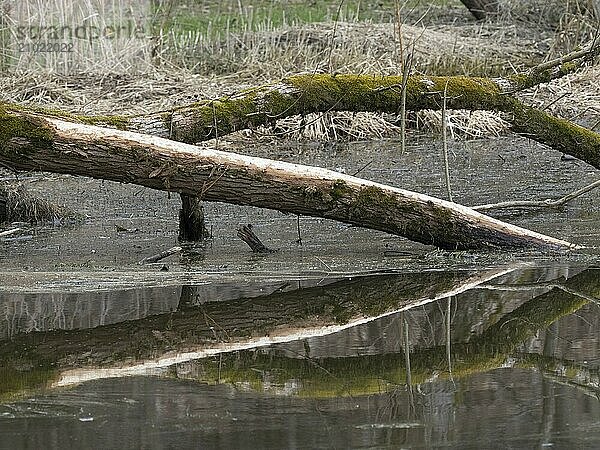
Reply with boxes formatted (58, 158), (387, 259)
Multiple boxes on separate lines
(442, 80), (453, 202)
(479, 282), (600, 305)
(473, 179), (600, 211)
(237, 224), (276, 253)
(138, 246), (182, 264)
(400, 51), (413, 154)
(530, 39), (600, 75)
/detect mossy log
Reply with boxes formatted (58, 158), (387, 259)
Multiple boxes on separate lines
(1, 40), (596, 154)
(0, 111), (577, 250)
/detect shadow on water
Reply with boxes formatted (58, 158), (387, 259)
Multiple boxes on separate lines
(0, 265), (599, 448)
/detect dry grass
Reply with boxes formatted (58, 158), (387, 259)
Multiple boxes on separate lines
(157, 21), (547, 80)
(498, 0), (599, 54)
(2, 0), (155, 74)
(0, 0), (598, 142)
(0, 183), (75, 224)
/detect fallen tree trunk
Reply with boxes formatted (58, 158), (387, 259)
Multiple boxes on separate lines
(0, 110), (577, 250)
(3, 41), (597, 168)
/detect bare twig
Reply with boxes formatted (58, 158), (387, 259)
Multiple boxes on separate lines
(473, 179), (600, 211)
(442, 80), (453, 202)
(529, 39), (600, 75)
(138, 246), (182, 264)
(479, 282), (600, 305)
(400, 51), (413, 154)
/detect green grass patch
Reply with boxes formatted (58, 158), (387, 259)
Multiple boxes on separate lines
(160, 0), (459, 37)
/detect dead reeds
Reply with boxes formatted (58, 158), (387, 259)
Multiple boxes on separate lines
(0, 183), (73, 224)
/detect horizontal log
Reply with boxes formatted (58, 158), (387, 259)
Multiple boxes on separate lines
(0, 110), (577, 250)
(2, 40), (597, 163)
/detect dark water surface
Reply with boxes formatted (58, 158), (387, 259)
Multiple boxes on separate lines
(1, 136), (599, 448)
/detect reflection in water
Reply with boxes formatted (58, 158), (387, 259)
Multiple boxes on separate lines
(0, 266), (599, 448)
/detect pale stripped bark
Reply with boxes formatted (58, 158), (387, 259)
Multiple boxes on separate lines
(0, 111), (578, 250)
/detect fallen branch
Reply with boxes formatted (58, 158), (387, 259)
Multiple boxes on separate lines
(0, 111), (578, 250)
(474, 179), (600, 211)
(237, 224), (276, 253)
(138, 246), (182, 264)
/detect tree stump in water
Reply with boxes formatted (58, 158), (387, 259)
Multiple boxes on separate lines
(178, 193), (208, 242)
(0, 189), (7, 223)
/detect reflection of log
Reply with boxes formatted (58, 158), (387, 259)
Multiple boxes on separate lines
(0, 113), (576, 250)
(166, 268), (600, 397)
(0, 267), (510, 397)
(515, 353), (600, 399)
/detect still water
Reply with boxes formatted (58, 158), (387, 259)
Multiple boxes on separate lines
(1, 136), (599, 448)
(1, 266), (599, 449)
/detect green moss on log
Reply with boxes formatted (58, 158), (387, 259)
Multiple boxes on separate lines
(0, 105), (54, 149)
(509, 100), (600, 168)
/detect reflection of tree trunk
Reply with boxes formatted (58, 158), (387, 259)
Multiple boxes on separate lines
(516, 353), (600, 400)
(459, 0), (499, 20)
(164, 269), (600, 398)
(2, 267), (598, 398)
(0, 268), (509, 396)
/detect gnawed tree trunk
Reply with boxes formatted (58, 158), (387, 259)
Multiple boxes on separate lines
(459, 0), (499, 20)
(0, 111), (577, 250)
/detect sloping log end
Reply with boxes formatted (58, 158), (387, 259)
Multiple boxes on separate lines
(287, 181), (578, 252)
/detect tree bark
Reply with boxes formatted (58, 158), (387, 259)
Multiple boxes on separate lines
(459, 0), (499, 20)
(178, 193), (208, 241)
(0, 111), (577, 250)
